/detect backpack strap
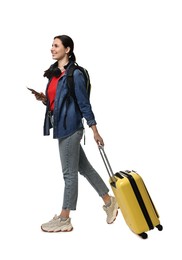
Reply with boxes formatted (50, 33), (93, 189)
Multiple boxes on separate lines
(63, 63), (79, 129)
(66, 63), (78, 102)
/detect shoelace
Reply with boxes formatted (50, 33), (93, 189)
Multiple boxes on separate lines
(53, 214), (61, 220)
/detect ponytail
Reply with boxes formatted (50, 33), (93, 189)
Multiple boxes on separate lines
(69, 52), (76, 62)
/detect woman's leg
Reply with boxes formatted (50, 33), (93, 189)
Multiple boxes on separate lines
(78, 145), (109, 197)
(78, 145), (118, 223)
(41, 129), (83, 232)
(58, 129), (83, 213)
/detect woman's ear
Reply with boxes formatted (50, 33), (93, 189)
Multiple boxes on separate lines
(65, 46), (71, 54)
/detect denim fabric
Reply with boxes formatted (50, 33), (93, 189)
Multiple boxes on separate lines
(43, 62), (97, 139)
(58, 129), (109, 210)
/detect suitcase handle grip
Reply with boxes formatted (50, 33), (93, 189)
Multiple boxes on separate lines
(98, 145), (117, 182)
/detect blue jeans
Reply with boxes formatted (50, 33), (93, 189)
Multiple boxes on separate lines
(58, 129), (109, 210)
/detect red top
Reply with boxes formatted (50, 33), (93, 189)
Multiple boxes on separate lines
(47, 71), (65, 111)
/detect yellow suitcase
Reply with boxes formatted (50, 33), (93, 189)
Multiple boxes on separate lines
(99, 146), (163, 239)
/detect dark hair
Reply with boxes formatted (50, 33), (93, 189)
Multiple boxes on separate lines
(54, 35), (76, 62)
(44, 35), (76, 79)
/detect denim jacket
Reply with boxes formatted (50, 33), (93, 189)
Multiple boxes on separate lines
(43, 62), (97, 139)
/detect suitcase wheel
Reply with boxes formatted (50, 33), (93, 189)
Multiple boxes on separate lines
(156, 224), (163, 231)
(139, 232), (148, 239)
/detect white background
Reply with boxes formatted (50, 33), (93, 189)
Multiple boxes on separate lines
(0, 0), (181, 259)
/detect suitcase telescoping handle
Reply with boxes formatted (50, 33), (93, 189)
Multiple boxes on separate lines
(98, 145), (117, 182)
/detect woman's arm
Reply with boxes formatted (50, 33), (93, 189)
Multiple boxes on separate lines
(91, 124), (104, 146)
(74, 70), (104, 145)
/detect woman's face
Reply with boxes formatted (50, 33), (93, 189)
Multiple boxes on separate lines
(51, 38), (70, 61)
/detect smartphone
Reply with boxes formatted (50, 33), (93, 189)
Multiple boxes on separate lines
(27, 87), (40, 95)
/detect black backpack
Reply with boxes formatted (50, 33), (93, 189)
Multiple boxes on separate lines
(66, 62), (91, 103)
(63, 63), (91, 132)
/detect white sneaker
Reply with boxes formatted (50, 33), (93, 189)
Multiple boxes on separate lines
(103, 196), (118, 224)
(41, 215), (73, 232)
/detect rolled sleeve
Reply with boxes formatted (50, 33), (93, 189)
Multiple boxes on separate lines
(87, 119), (97, 127)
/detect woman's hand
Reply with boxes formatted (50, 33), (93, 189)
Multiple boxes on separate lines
(91, 125), (104, 146)
(35, 92), (47, 103)
(27, 87), (47, 104)
(94, 132), (104, 146)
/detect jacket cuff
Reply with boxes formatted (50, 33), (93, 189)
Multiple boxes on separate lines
(87, 119), (97, 127)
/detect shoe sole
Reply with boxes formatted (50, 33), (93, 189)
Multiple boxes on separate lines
(41, 226), (73, 233)
(107, 209), (118, 224)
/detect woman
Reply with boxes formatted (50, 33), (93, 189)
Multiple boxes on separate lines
(34, 35), (118, 232)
